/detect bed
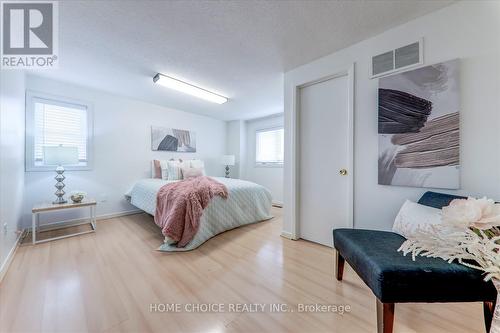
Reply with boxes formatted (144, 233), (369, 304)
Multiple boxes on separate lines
(125, 177), (273, 251)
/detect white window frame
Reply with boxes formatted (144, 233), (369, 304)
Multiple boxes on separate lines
(255, 126), (284, 168)
(25, 90), (94, 172)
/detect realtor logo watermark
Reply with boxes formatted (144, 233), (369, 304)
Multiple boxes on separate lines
(1, 1), (58, 68)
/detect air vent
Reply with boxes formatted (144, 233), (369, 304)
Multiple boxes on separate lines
(371, 39), (423, 78)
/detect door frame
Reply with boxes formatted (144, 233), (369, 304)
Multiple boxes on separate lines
(289, 64), (355, 241)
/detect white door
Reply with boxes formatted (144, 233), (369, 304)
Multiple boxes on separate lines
(298, 74), (351, 247)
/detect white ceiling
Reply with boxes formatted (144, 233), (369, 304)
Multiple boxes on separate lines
(32, 0), (453, 121)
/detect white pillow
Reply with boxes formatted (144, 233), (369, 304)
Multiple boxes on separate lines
(166, 160), (182, 180)
(179, 160), (190, 171)
(159, 160), (169, 180)
(392, 200), (442, 239)
(167, 160), (190, 180)
(190, 159), (206, 175)
(182, 167), (204, 179)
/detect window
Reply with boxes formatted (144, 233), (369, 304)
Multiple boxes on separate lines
(256, 127), (284, 166)
(26, 91), (93, 171)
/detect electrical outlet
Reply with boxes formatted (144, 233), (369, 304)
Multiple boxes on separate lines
(3, 223), (7, 235)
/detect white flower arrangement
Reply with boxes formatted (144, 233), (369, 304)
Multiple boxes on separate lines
(399, 197), (500, 281)
(398, 196), (500, 332)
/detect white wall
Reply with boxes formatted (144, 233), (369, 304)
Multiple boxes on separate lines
(0, 71), (26, 272)
(284, 1), (500, 235)
(24, 76), (227, 227)
(225, 120), (246, 179)
(244, 114), (284, 205)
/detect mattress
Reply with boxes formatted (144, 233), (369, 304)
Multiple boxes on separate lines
(125, 177), (273, 251)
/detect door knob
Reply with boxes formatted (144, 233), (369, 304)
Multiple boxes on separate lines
(339, 169), (348, 176)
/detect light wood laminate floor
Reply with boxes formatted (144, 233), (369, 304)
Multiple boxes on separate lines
(0, 208), (485, 333)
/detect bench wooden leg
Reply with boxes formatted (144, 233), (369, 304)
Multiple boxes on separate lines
(335, 250), (345, 281)
(484, 300), (496, 333)
(376, 299), (394, 333)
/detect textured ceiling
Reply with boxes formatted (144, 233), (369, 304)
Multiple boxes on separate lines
(31, 0), (454, 120)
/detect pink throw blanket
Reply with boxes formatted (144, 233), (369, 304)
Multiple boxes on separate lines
(154, 176), (228, 247)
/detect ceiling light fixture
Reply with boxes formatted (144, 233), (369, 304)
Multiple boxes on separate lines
(153, 73), (228, 104)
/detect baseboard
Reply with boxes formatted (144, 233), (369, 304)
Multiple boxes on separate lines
(98, 209), (143, 220)
(0, 230), (25, 284)
(272, 201), (283, 208)
(280, 231), (294, 240)
(29, 209), (143, 232)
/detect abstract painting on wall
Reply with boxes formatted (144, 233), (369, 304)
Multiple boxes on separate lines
(378, 59), (460, 189)
(151, 126), (196, 152)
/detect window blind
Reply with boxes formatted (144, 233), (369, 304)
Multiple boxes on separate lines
(33, 99), (88, 164)
(256, 128), (284, 164)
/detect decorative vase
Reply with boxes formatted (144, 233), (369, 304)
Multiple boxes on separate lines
(491, 279), (500, 333)
(70, 191), (86, 203)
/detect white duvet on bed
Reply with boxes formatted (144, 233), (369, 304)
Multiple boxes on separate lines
(125, 177), (273, 251)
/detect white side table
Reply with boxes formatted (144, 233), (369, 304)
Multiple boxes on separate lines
(32, 199), (97, 244)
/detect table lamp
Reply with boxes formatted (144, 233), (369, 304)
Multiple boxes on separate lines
(221, 155), (235, 178)
(43, 145), (79, 204)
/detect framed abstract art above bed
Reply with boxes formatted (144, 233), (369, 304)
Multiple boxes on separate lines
(378, 59), (460, 189)
(151, 126), (196, 152)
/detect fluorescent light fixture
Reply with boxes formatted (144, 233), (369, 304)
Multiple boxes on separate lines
(153, 73), (228, 104)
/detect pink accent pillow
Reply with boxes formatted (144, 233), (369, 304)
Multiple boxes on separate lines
(153, 160), (162, 179)
(182, 167), (204, 179)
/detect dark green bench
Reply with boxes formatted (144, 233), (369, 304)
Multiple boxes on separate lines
(333, 191), (497, 333)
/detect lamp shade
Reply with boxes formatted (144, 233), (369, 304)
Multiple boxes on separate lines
(43, 146), (79, 166)
(221, 155), (235, 166)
